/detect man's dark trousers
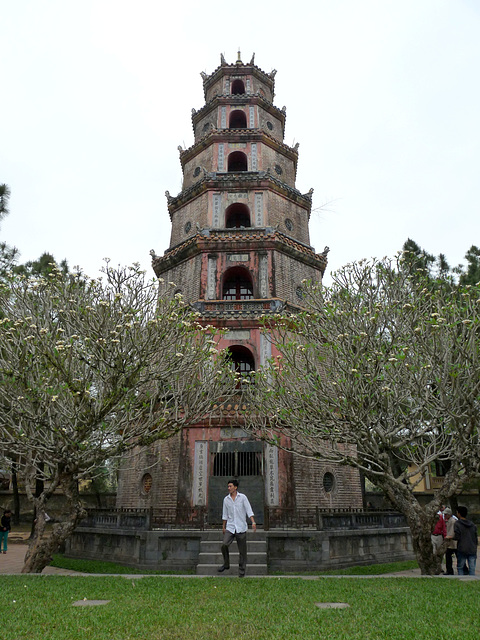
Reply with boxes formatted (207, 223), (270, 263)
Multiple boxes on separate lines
(221, 530), (247, 575)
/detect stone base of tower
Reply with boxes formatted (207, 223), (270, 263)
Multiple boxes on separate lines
(66, 521), (413, 573)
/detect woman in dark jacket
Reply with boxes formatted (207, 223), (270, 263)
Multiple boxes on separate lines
(0, 509), (12, 554)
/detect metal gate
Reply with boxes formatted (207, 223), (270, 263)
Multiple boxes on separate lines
(208, 441), (264, 526)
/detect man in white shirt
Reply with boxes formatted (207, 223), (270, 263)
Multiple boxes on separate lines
(218, 478), (256, 577)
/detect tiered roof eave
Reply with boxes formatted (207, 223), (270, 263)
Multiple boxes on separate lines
(165, 171), (313, 218)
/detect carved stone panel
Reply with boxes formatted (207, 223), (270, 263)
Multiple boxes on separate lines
(260, 331), (272, 367)
(227, 192), (248, 202)
(265, 444), (279, 506)
(218, 144), (224, 171)
(193, 441), (208, 506)
(228, 254), (249, 262)
(212, 193), (221, 227)
(249, 106), (255, 128)
(251, 143), (257, 171)
(224, 330), (251, 340)
(207, 255), (217, 300)
(259, 253), (268, 298)
(255, 192), (264, 226)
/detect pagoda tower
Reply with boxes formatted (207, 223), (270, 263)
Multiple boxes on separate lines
(116, 53), (363, 523)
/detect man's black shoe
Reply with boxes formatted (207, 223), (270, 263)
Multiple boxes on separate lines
(217, 565), (229, 572)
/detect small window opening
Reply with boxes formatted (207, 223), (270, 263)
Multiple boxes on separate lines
(231, 79), (245, 94)
(323, 472), (335, 493)
(226, 345), (256, 386)
(228, 151), (248, 172)
(225, 203), (251, 228)
(142, 473), (153, 494)
(223, 268), (253, 300)
(229, 110), (247, 129)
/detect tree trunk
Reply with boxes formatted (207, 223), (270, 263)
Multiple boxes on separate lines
(11, 466), (20, 526)
(406, 512), (443, 575)
(21, 476), (86, 574)
(29, 466), (45, 539)
(373, 475), (443, 575)
(21, 512), (81, 573)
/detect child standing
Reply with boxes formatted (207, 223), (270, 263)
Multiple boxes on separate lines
(0, 509), (12, 553)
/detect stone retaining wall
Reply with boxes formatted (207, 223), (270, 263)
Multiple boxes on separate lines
(65, 526), (414, 572)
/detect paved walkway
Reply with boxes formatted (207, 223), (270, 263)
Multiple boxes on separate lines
(0, 542), (79, 575)
(2, 540), (478, 579)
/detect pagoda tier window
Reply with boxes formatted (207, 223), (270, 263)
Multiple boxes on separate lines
(222, 268), (253, 300)
(231, 79), (245, 95)
(225, 203), (251, 228)
(226, 345), (256, 385)
(228, 151), (248, 172)
(229, 110), (247, 129)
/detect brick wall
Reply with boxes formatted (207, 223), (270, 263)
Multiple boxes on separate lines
(292, 452), (363, 510)
(116, 433), (182, 510)
(169, 193), (209, 247)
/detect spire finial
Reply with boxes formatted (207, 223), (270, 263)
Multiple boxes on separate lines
(236, 49), (242, 65)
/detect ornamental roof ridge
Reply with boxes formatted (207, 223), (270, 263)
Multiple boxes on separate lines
(152, 232), (200, 265)
(274, 230), (327, 262)
(192, 92), (284, 122)
(153, 228), (326, 272)
(202, 57), (275, 86)
(179, 127), (296, 161)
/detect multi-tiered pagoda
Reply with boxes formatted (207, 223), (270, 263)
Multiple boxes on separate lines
(116, 53), (363, 524)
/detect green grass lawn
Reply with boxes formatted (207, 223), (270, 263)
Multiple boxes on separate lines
(50, 554), (175, 574)
(2, 575), (479, 640)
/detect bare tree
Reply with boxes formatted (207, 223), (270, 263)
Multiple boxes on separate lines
(246, 256), (480, 575)
(0, 262), (234, 573)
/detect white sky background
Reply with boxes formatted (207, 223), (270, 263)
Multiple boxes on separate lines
(1, 0), (479, 284)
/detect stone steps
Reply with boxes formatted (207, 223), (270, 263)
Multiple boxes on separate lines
(196, 530), (268, 576)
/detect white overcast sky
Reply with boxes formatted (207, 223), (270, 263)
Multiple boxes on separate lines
(2, 0), (479, 284)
